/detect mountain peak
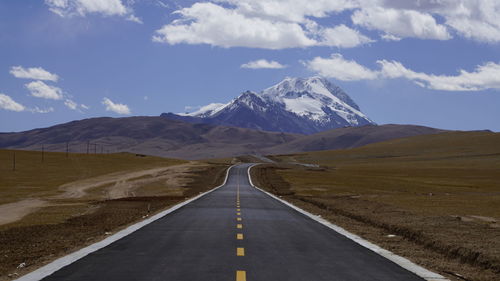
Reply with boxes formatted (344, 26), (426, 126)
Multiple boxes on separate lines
(164, 77), (374, 134)
(261, 76), (360, 110)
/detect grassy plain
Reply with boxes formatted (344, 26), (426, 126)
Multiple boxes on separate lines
(0, 149), (229, 279)
(0, 150), (185, 205)
(256, 131), (500, 280)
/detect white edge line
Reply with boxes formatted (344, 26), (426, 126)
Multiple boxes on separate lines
(15, 165), (235, 281)
(247, 164), (449, 281)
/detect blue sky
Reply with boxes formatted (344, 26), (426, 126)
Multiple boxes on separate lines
(1, 0), (499, 132)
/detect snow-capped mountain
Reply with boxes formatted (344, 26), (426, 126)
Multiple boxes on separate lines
(161, 77), (375, 134)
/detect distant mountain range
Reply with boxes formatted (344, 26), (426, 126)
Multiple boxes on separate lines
(162, 77), (374, 134)
(0, 117), (444, 159)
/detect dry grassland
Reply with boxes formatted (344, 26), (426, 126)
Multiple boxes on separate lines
(255, 131), (500, 281)
(0, 149), (229, 279)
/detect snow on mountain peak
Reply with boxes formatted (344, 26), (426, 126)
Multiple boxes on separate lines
(173, 77), (374, 134)
(258, 76), (368, 123)
(180, 102), (228, 117)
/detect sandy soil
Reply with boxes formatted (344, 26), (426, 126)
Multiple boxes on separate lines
(56, 162), (201, 200)
(0, 199), (47, 226)
(0, 163), (202, 227)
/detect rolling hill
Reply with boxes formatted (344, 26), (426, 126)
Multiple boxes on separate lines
(0, 116), (447, 159)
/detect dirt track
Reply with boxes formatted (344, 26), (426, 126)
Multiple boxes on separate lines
(0, 199), (47, 226)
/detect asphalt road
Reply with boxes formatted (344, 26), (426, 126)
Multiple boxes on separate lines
(41, 163), (424, 281)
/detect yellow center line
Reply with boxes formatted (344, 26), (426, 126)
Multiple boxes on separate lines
(236, 270), (246, 281)
(237, 233), (243, 240)
(237, 217), (242, 221)
(237, 208), (240, 211)
(237, 224), (242, 229)
(237, 212), (241, 216)
(237, 247), (245, 256)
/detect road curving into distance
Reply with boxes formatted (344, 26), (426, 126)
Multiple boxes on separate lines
(25, 163), (429, 281)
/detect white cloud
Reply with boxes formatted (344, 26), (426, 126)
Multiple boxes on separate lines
(442, 0), (500, 43)
(306, 53), (500, 91)
(305, 53), (378, 81)
(0, 93), (26, 112)
(217, 0), (358, 23)
(31, 107), (55, 114)
(127, 14), (143, 24)
(102, 97), (131, 114)
(378, 60), (500, 91)
(153, 2), (316, 49)
(319, 24), (373, 48)
(366, 0), (500, 43)
(10, 66), (59, 82)
(153, 0), (500, 46)
(156, 0), (169, 9)
(241, 59), (287, 69)
(64, 99), (88, 111)
(45, 0), (139, 21)
(351, 7), (451, 40)
(25, 81), (64, 100)
(64, 99), (78, 110)
(153, 2), (375, 49)
(381, 33), (402, 41)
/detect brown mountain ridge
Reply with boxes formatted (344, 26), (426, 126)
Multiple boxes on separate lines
(0, 116), (446, 159)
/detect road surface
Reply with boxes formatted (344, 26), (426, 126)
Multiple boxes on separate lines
(40, 163), (424, 281)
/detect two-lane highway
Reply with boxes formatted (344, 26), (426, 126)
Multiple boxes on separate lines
(35, 164), (425, 281)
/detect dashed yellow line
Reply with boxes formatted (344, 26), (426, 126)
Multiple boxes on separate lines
(237, 247), (245, 256)
(236, 270), (246, 281)
(235, 170), (247, 281)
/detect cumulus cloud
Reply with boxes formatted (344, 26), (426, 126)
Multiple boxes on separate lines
(305, 53), (378, 81)
(45, 0), (139, 21)
(153, 0), (500, 46)
(440, 0), (500, 43)
(351, 7), (451, 40)
(305, 53), (500, 91)
(0, 93), (26, 112)
(102, 97), (131, 115)
(217, 0), (358, 23)
(153, 2), (374, 49)
(241, 59), (287, 69)
(356, 0), (500, 43)
(25, 81), (64, 100)
(153, 2), (316, 49)
(319, 24), (373, 48)
(10, 66), (59, 82)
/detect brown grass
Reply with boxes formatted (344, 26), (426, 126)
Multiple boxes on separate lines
(255, 131), (500, 281)
(0, 149), (229, 279)
(0, 149), (185, 205)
